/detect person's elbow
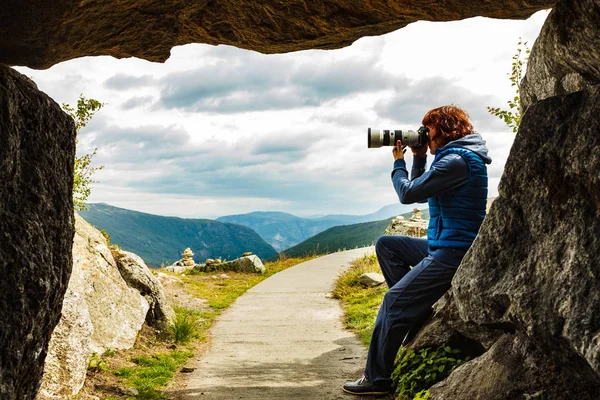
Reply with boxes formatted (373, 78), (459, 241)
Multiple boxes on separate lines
(398, 192), (416, 204)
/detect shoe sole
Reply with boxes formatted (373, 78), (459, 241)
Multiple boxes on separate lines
(342, 387), (390, 396)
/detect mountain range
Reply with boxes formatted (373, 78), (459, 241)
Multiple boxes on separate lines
(79, 203), (278, 267)
(216, 203), (415, 251)
(279, 208), (431, 259)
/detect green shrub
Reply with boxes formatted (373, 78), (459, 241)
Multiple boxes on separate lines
(486, 39), (530, 133)
(170, 310), (200, 344)
(88, 352), (109, 372)
(392, 346), (469, 400)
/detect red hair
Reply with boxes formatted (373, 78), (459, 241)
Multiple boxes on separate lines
(422, 106), (474, 146)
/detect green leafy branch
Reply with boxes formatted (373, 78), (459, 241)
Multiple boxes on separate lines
(392, 346), (469, 400)
(487, 39), (531, 133)
(62, 95), (104, 211)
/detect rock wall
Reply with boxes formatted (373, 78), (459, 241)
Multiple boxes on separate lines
(521, 0), (600, 109)
(0, 65), (76, 400)
(1, 0), (555, 69)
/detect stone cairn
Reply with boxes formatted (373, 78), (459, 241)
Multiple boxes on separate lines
(182, 248), (195, 266)
(406, 208), (428, 237)
(164, 247), (197, 273)
(383, 208), (429, 237)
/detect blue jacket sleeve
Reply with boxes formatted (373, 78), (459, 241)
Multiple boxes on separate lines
(391, 154), (470, 204)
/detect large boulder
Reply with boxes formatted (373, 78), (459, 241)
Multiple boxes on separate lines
(454, 82), (600, 373)
(430, 333), (600, 399)
(73, 214), (150, 354)
(35, 261), (93, 400)
(201, 255), (266, 273)
(0, 65), (76, 400)
(521, 0), (600, 110)
(415, 83), (600, 398)
(1, 0), (554, 69)
(36, 215), (150, 399)
(113, 250), (176, 330)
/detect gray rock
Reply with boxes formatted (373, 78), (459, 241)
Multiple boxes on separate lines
(0, 65), (76, 400)
(209, 255), (266, 273)
(114, 250), (176, 329)
(36, 255), (93, 400)
(521, 0), (600, 110)
(359, 272), (385, 287)
(430, 333), (600, 399)
(72, 214), (150, 355)
(37, 215), (152, 399)
(193, 263), (207, 272)
(165, 264), (193, 273)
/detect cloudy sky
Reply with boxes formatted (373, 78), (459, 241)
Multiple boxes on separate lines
(16, 11), (549, 219)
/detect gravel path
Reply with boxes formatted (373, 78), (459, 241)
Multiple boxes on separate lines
(169, 248), (373, 400)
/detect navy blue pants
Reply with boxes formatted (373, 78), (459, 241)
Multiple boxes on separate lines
(364, 236), (461, 385)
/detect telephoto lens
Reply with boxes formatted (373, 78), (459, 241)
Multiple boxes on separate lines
(368, 128), (428, 148)
(367, 128), (401, 148)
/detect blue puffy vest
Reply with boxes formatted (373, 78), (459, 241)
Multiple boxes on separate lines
(427, 147), (488, 250)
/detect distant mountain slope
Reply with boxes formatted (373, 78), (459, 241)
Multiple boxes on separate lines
(312, 203), (416, 224)
(80, 204), (278, 267)
(216, 211), (348, 252)
(278, 218), (394, 259)
(217, 203), (415, 251)
(278, 209), (430, 259)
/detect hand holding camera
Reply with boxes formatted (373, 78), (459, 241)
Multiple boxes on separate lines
(393, 140), (407, 160)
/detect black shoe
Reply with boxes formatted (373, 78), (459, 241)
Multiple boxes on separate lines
(402, 308), (435, 347)
(343, 376), (391, 396)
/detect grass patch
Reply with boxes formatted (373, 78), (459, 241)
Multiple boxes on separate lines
(114, 351), (194, 400)
(170, 308), (201, 344)
(332, 253), (386, 346)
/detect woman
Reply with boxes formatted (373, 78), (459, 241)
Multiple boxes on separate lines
(343, 105), (492, 396)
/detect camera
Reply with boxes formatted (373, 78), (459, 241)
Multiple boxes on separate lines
(367, 126), (429, 148)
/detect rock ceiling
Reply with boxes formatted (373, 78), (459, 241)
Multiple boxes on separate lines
(1, 0), (555, 69)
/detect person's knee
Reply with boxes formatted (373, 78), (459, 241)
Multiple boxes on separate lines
(376, 236), (398, 256)
(382, 289), (401, 311)
(375, 236), (387, 255)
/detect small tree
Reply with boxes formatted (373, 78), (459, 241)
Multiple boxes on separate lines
(487, 39), (531, 133)
(62, 95), (104, 211)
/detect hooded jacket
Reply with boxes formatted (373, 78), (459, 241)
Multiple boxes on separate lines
(391, 133), (492, 266)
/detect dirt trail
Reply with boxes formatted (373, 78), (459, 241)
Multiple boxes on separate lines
(167, 248), (373, 400)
